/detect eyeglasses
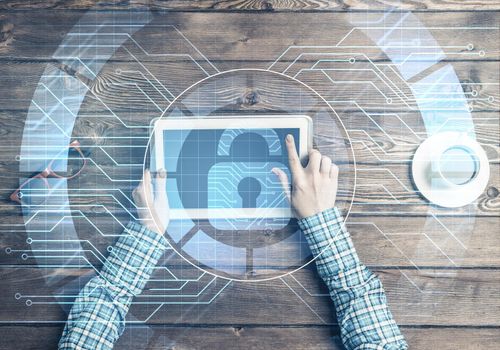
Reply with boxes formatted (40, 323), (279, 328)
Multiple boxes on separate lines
(10, 140), (87, 205)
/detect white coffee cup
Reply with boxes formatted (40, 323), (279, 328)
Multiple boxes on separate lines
(413, 131), (490, 208)
(430, 145), (480, 189)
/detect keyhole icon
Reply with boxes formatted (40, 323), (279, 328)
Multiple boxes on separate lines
(237, 177), (262, 208)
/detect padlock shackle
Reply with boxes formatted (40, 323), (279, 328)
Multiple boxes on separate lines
(217, 128), (282, 157)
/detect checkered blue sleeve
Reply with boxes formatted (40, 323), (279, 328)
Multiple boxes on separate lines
(298, 207), (408, 350)
(58, 222), (167, 350)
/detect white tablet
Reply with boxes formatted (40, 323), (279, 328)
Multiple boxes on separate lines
(151, 115), (312, 220)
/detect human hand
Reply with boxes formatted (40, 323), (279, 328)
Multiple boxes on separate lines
(272, 135), (339, 219)
(132, 169), (170, 235)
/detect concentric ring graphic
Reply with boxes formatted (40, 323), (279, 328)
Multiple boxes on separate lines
(144, 68), (356, 281)
(11, 8), (489, 324)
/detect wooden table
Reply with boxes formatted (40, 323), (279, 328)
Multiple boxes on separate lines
(0, 1), (499, 349)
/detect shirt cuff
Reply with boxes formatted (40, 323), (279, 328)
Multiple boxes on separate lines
(298, 207), (360, 278)
(100, 222), (167, 296)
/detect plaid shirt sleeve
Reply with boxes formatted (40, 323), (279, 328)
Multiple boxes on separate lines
(298, 207), (408, 350)
(58, 222), (167, 350)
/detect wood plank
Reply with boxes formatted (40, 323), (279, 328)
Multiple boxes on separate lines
(1, 73), (498, 171)
(0, 325), (499, 350)
(0, 58), (498, 113)
(0, 12), (498, 63)
(1, 215), (499, 268)
(0, 107), (497, 163)
(3, 162), (498, 216)
(0, 161), (498, 216)
(114, 326), (500, 350)
(21, 164), (500, 216)
(81, 60), (499, 112)
(1, 266), (499, 326)
(0, 0), (500, 11)
(67, 109), (500, 164)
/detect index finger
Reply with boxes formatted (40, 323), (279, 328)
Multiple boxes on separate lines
(285, 134), (303, 174)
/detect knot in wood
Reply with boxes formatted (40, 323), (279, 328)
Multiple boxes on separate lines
(243, 91), (259, 105)
(0, 19), (14, 46)
(486, 186), (499, 198)
(260, 1), (274, 11)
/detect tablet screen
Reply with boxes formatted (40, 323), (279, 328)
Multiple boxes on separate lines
(161, 127), (299, 212)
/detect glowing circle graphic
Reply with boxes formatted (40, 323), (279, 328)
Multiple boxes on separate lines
(144, 68), (356, 281)
(11, 9), (490, 322)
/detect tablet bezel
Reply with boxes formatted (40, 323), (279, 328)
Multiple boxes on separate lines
(151, 115), (312, 219)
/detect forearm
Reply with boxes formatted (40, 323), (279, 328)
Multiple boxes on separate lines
(298, 207), (407, 350)
(59, 222), (166, 350)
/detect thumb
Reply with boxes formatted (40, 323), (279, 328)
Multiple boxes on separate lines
(152, 169), (170, 232)
(153, 168), (168, 201)
(272, 167), (291, 202)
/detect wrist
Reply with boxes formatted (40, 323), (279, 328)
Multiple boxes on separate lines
(294, 196), (337, 219)
(297, 206), (339, 222)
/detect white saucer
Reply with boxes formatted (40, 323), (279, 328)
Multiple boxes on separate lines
(412, 131), (490, 208)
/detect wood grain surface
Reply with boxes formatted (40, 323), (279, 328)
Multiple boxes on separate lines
(0, 0), (499, 11)
(0, 4), (499, 350)
(1, 325), (500, 350)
